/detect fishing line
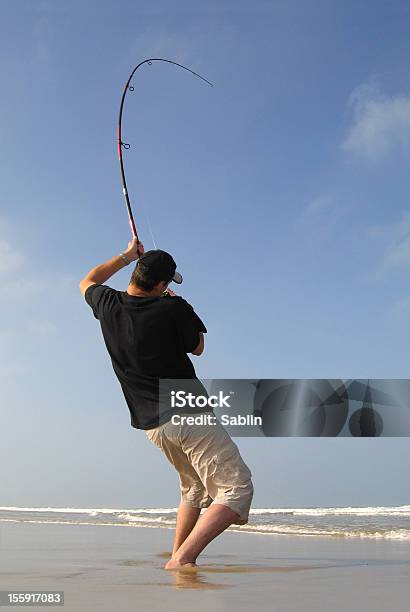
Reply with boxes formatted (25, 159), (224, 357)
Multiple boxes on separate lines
(117, 58), (213, 245)
(142, 200), (158, 250)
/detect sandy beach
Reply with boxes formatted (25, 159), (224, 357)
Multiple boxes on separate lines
(0, 521), (409, 611)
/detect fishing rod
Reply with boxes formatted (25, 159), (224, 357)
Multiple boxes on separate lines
(117, 58), (213, 243)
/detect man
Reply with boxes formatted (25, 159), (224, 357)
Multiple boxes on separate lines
(79, 237), (253, 569)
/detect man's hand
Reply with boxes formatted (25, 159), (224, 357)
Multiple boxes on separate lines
(124, 238), (144, 262)
(163, 288), (177, 297)
(79, 239), (145, 297)
(192, 332), (204, 356)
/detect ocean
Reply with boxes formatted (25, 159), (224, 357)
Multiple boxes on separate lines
(1, 505), (409, 540)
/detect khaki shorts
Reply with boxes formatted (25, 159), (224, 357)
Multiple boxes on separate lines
(145, 413), (254, 525)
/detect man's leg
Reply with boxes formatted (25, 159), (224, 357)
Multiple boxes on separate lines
(145, 425), (207, 558)
(165, 503), (238, 569)
(172, 501), (201, 556)
(165, 418), (254, 569)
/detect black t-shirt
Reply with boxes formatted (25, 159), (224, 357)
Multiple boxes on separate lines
(85, 284), (209, 430)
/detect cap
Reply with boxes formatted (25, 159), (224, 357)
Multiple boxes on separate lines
(137, 249), (183, 284)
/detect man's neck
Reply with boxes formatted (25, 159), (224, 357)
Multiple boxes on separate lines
(126, 284), (160, 298)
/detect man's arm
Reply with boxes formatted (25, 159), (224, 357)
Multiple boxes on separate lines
(191, 332), (205, 356)
(167, 289), (206, 356)
(79, 238), (143, 296)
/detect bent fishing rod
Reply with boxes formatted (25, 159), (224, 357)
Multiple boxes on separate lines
(117, 58), (213, 243)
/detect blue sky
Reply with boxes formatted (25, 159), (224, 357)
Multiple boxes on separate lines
(1, 0), (410, 508)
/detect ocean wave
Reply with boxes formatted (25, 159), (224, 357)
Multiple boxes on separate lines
(0, 518), (175, 530)
(0, 506), (178, 515)
(1, 505), (409, 540)
(1, 515), (408, 540)
(2, 505), (409, 516)
(250, 505), (410, 517)
(116, 513), (175, 525)
(234, 524), (410, 540)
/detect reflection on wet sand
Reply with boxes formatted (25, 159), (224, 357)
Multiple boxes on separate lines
(175, 564), (318, 573)
(164, 562), (321, 589)
(120, 555), (323, 589)
(168, 570), (229, 590)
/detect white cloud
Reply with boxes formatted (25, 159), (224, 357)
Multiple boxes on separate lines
(0, 362), (29, 380)
(30, 1), (52, 65)
(299, 193), (352, 240)
(0, 273), (76, 305)
(384, 237), (410, 269)
(0, 218), (74, 385)
(0, 328), (29, 380)
(27, 319), (57, 336)
(304, 193), (335, 216)
(0, 278), (47, 302)
(384, 213), (410, 270)
(369, 212), (410, 272)
(0, 240), (25, 273)
(342, 79), (410, 160)
(129, 29), (194, 67)
(0, 327), (17, 345)
(391, 294), (410, 318)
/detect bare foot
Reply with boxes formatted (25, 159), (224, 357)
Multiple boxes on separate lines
(164, 558), (197, 570)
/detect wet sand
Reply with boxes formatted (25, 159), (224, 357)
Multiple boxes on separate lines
(0, 522), (409, 611)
